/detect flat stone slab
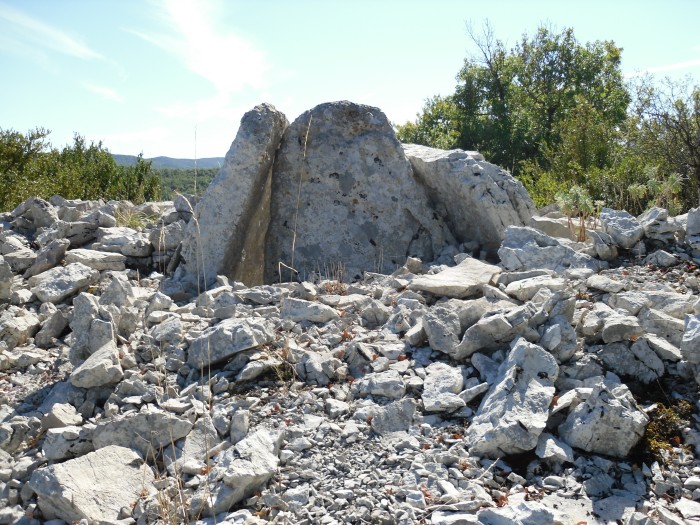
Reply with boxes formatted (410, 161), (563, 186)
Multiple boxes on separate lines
(29, 445), (155, 523)
(407, 257), (501, 298)
(65, 248), (126, 271)
(28, 262), (99, 303)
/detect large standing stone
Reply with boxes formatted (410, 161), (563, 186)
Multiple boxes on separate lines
(465, 338), (559, 458)
(181, 103), (289, 287)
(265, 101), (453, 283)
(28, 445), (155, 523)
(403, 144), (535, 256)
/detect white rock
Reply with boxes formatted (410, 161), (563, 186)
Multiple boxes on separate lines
(187, 317), (275, 369)
(422, 362), (465, 412)
(69, 340), (124, 388)
(404, 144), (535, 257)
(600, 208), (645, 249)
(586, 274), (625, 293)
(558, 377), (648, 457)
(505, 275), (567, 301)
(28, 445), (155, 523)
(64, 248), (126, 271)
(280, 297), (339, 323)
(536, 432), (574, 464)
(93, 227), (152, 257)
(466, 338), (558, 458)
(407, 257), (501, 299)
(29, 262), (99, 303)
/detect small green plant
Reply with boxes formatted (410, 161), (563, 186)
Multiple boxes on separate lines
(115, 206), (157, 229)
(555, 185), (594, 242)
(643, 400), (694, 463)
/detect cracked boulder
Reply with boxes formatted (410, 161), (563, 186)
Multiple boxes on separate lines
(465, 337), (559, 458)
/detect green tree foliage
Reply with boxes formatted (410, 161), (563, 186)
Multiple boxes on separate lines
(155, 167), (218, 199)
(397, 22), (699, 212)
(0, 129), (161, 211)
(397, 24), (629, 175)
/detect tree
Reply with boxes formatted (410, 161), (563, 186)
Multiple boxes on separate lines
(632, 77), (700, 207)
(397, 24), (630, 177)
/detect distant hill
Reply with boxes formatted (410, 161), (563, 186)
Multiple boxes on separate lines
(113, 154), (224, 170)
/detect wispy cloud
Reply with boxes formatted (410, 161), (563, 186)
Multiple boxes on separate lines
(626, 58), (700, 78)
(84, 83), (125, 103)
(0, 2), (102, 60)
(131, 0), (269, 118)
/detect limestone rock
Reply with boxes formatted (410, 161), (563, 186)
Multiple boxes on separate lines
(92, 407), (193, 457)
(280, 297), (339, 323)
(93, 227), (152, 257)
(64, 248), (126, 271)
(600, 208), (644, 250)
(498, 226), (605, 273)
(265, 101), (453, 283)
(422, 362), (465, 412)
(0, 308), (41, 349)
(29, 262), (99, 303)
(465, 338), (559, 458)
(28, 445), (155, 523)
(558, 377), (648, 457)
(407, 257), (501, 299)
(69, 340), (124, 388)
(187, 317), (275, 369)
(181, 104), (289, 287)
(403, 144), (535, 257)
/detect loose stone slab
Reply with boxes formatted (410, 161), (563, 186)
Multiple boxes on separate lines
(187, 317), (275, 369)
(64, 248), (126, 271)
(407, 257), (501, 299)
(29, 262), (99, 303)
(28, 445), (155, 523)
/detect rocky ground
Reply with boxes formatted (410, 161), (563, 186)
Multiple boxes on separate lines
(2, 195), (700, 525)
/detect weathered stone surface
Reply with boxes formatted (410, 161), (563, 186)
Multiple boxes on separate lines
(466, 338), (558, 458)
(0, 256), (11, 300)
(403, 144), (535, 256)
(163, 416), (221, 476)
(681, 314), (700, 365)
(187, 317), (275, 369)
(23, 238), (69, 278)
(64, 248), (126, 271)
(355, 369), (405, 399)
(586, 274), (625, 293)
(92, 407), (193, 457)
(370, 398), (416, 435)
(558, 377), (648, 457)
(11, 197), (58, 229)
(529, 215), (575, 240)
(93, 227), (152, 257)
(191, 428), (283, 516)
(29, 262), (99, 303)
(181, 104), (289, 287)
(422, 362), (465, 412)
(601, 314), (643, 343)
(69, 340), (124, 388)
(498, 226), (605, 273)
(265, 101), (453, 283)
(0, 308), (41, 349)
(41, 402), (82, 430)
(407, 257), (501, 299)
(280, 297), (339, 323)
(28, 445), (155, 523)
(592, 341), (664, 383)
(600, 208), (644, 250)
(505, 275), (567, 302)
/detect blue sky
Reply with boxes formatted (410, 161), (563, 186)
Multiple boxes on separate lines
(2, 0), (700, 159)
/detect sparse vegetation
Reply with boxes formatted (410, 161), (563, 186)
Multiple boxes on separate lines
(642, 400), (694, 463)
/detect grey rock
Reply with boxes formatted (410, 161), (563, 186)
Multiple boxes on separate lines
(11, 197), (58, 230)
(35, 308), (69, 348)
(478, 499), (564, 525)
(403, 144), (535, 256)
(408, 256), (501, 299)
(505, 275), (567, 302)
(529, 215), (575, 240)
(163, 416), (222, 476)
(93, 227), (152, 257)
(370, 398), (416, 434)
(558, 377), (648, 457)
(42, 425), (94, 461)
(92, 406), (193, 457)
(29, 263), (99, 303)
(0, 257), (11, 300)
(280, 297), (339, 323)
(64, 248), (126, 271)
(56, 220), (99, 247)
(3, 248), (36, 273)
(645, 249), (678, 267)
(265, 101), (453, 283)
(535, 432), (574, 465)
(466, 338), (558, 458)
(600, 208), (644, 249)
(149, 219), (184, 251)
(69, 340), (124, 388)
(681, 314), (700, 365)
(187, 317), (275, 369)
(601, 314), (643, 343)
(586, 274), (625, 293)
(41, 403), (82, 430)
(498, 226), (605, 273)
(539, 314), (578, 363)
(0, 308), (41, 350)
(355, 369), (405, 399)
(181, 104), (288, 287)
(28, 445), (155, 523)
(592, 341), (664, 383)
(422, 362), (465, 412)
